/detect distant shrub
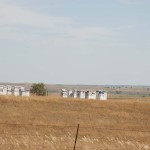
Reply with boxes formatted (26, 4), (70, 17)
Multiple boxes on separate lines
(31, 83), (46, 96)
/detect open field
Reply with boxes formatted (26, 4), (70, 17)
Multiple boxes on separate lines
(0, 96), (150, 149)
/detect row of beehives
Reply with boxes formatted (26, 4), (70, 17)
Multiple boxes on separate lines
(61, 89), (107, 100)
(0, 85), (30, 96)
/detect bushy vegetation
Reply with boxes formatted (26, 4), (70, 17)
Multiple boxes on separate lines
(30, 83), (46, 96)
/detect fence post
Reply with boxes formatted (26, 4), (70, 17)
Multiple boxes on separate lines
(73, 124), (80, 150)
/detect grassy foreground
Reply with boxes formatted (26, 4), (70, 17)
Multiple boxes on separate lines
(0, 96), (150, 150)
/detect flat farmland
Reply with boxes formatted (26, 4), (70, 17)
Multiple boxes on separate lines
(0, 96), (150, 150)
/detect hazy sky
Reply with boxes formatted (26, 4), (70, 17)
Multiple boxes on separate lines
(0, 0), (150, 85)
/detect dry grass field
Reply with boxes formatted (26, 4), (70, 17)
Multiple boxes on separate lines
(0, 96), (150, 150)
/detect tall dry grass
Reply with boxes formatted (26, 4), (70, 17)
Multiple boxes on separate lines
(0, 95), (150, 149)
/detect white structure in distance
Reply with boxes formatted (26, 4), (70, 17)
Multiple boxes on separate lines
(86, 91), (97, 100)
(61, 89), (68, 98)
(7, 86), (13, 95)
(78, 90), (86, 99)
(61, 89), (107, 100)
(97, 91), (107, 100)
(0, 85), (30, 97)
(73, 90), (78, 98)
(0, 86), (7, 95)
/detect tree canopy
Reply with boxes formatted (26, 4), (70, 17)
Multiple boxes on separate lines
(31, 83), (46, 96)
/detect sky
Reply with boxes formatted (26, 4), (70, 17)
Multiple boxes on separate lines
(0, 0), (150, 85)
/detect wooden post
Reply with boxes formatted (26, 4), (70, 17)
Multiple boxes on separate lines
(73, 124), (80, 150)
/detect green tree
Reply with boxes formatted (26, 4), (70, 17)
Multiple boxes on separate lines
(31, 83), (46, 96)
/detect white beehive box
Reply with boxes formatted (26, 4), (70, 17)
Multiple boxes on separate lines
(68, 90), (73, 98)
(13, 87), (20, 96)
(86, 91), (97, 100)
(25, 90), (30, 97)
(2, 86), (7, 95)
(78, 90), (86, 99)
(61, 89), (68, 98)
(97, 91), (107, 100)
(73, 90), (78, 98)
(7, 86), (12, 95)
(0, 86), (4, 95)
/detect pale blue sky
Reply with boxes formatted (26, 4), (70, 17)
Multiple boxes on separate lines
(0, 0), (150, 85)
